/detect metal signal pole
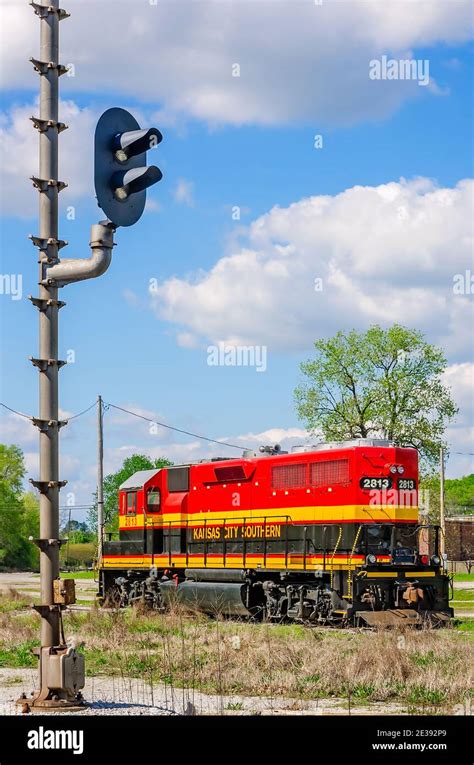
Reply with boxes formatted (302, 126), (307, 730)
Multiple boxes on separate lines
(97, 395), (104, 557)
(26, 0), (114, 711)
(24, 0), (161, 712)
(28, 0), (78, 711)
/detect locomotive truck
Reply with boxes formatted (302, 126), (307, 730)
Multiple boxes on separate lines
(96, 439), (453, 627)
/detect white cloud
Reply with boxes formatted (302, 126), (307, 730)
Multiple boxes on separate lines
(177, 332), (200, 349)
(443, 363), (474, 477)
(0, 411), (36, 447)
(0, 99), (96, 217)
(443, 363), (474, 414)
(149, 177), (474, 356)
(1, 0), (472, 127)
(173, 179), (194, 206)
(132, 424), (311, 466)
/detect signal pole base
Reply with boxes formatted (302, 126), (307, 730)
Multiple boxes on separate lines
(16, 694), (87, 714)
(16, 645), (87, 713)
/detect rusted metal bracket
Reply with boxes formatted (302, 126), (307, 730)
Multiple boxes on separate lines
(29, 356), (67, 371)
(30, 538), (67, 551)
(31, 417), (68, 431)
(32, 604), (66, 617)
(29, 235), (68, 251)
(29, 58), (69, 76)
(30, 116), (68, 133)
(31, 176), (68, 193)
(30, 2), (70, 21)
(28, 296), (66, 312)
(29, 480), (68, 494)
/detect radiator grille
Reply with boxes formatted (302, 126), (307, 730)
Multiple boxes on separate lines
(272, 463), (307, 490)
(310, 459), (350, 486)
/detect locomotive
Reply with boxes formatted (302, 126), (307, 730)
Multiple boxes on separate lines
(97, 439), (453, 627)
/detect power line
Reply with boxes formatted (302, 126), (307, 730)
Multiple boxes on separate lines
(104, 400), (248, 451)
(0, 402), (31, 420)
(5, 395), (469, 457)
(68, 401), (97, 420)
(0, 400), (97, 423)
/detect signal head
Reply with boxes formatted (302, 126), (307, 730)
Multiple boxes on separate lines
(95, 108), (163, 227)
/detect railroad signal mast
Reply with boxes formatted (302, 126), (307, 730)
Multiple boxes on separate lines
(24, 0), (162, 710)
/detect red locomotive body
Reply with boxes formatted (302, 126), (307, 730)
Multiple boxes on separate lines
(98, 439), (452, 627)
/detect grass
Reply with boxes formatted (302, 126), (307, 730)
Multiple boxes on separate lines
(451, 590), (474, 612)
(453, 618), (474, 631)
(32, 570), (96, 580)
(0, 640), (38, 668)
(2, 674), (24, 686)
(67, 571), (96, 580)
(451, 572), (474, 582)
(452, 589), (474, 601)
(0, 589), (32, 613)
(0, 597), (472, 711)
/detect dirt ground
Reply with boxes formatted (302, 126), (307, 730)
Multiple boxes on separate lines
(0, 572), (472, 716)
(0, 667), (412, 716)
(0, 572), (97, 602)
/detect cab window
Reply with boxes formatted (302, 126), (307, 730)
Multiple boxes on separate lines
(147, 489), (161, 512)
(126, 491), (137, 516)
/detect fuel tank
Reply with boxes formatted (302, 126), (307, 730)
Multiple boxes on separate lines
(159, 579), (259, 617)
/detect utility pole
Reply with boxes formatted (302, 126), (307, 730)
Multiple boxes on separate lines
(66, 507), (71, 568)
(440, 446), (446, 560)
(23, 0), (162, 712)
(97, 395), (104, 557)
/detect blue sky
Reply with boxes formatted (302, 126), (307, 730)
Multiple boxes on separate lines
(1, 0), (473, 520)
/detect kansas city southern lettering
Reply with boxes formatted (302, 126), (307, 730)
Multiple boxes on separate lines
(192, 524), (281, 541)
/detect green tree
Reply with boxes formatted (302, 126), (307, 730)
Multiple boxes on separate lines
(445, 474), (474, 510)
(294, 325), (458, 471)
(60, 519), (94, 544)
(87, 453), (173, 532)
(0, 446), (39, 569)
(420, 473), (474, 523)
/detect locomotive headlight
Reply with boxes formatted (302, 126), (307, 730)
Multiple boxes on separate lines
(390, 465), (397, 474)
(366, 554), (377, 565)
(431, 555), (440, 566)
(397, 465), (405, 474)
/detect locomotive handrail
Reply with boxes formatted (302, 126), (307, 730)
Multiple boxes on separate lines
(346, 524), (363, 599)
(187, 518), (191, 568)
(160, 513), (292, 570)
(329, 526), (343, 588)
(263, 519), (267, 569)
(223, 517), (226, 568)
